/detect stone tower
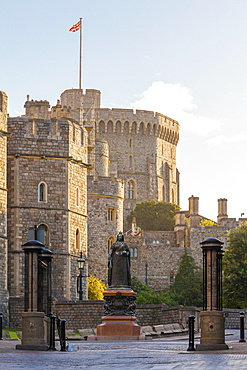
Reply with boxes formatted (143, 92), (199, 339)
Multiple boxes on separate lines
(7, 97), (88, 301)
(58, 89), (180, 230)
(0, 91), (9, 326)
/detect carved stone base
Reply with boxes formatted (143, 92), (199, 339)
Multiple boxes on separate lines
(95, 289), (143, 341)
(103, 289), (137, 316)
(16, 311), (49, 351)
(196, 310), (228, 350)
(96, 316), (143, 340)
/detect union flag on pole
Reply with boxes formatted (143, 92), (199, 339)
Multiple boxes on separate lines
(69, 20), (81, 32)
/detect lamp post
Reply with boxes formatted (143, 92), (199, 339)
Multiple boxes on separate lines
(77, 252), (85, 301)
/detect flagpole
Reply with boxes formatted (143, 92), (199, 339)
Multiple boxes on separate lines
(79, 18), (82, 90)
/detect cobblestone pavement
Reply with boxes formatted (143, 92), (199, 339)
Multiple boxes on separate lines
(1, 331), (247, 369)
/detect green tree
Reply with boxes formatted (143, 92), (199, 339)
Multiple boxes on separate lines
(170, 249), (203, 307)
(223, 223), (247, 308)
(88, 275), (106, 300)
(131, 276), (175, 305)
(127, 200), (180, 231)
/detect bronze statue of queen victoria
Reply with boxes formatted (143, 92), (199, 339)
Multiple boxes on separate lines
(108, 232), (131, 288)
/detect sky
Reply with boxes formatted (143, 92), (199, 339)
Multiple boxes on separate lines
(1, 0), (247, 221)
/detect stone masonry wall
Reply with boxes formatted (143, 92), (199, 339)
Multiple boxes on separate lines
(7, 117), (88, 301)
(125, 232), (184, 290)
(0, 91), (9, 327)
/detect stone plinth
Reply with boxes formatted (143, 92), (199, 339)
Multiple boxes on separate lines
(196, 311), (228, 351)
(94, 289), (143, 341)
(16, 312), (49, 351)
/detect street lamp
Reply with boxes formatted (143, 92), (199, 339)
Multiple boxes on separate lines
(77, 252), (85, 301)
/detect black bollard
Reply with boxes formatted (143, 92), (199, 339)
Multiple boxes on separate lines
(239, 311), (246, 343)
(0, 312), (3, 340)
(187, 315), (195, 351)
(48, 314), (56, 350)
(60, 319), (66, 352)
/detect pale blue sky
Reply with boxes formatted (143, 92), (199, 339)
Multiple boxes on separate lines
(1, 0), (247, 220)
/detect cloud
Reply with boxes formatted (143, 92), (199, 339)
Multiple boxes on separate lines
(206, 134), (247, 146)
(129, 81), (223, 136)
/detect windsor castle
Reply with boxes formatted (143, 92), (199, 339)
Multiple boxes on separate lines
(0, 88), (244, 326)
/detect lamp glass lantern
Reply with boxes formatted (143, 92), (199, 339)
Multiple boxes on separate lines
(77, 252), (85, 271)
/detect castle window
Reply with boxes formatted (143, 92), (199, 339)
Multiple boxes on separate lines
(99, 121), (105, 133)
(38, 224), (49, 245)
(134, 248), (138, 258)
(76, 229), (80, 250)
(116, 120), (121, 133)
(107, 121), (113, 133)
(129, 155), (133, 169)
(73, 124), (76, 142)
(108, 235), (115, 253)
(108, 208), (115, 222)
(139, 122), (144, 135)
(38, 182), (47, 202)
(170, 271), (174, 284)
(130, 248), (133, 258)
(181, 240), (184, 248)
(81, 128), (84, 146)
(76, 187), (79, 207)
(162, 185), (166, 202)
(130, 204), (133, 210)
(129, 138), (132, 148)
(124, 121), (129, 134)
(127, 180), (135, 199)
(132, 122), (137, 134)
(167, 240), (170, 245)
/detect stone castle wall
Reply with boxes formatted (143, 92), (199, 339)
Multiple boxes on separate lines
(0, 91), (9, 326)
(125, 231), (184, 290)
(7, 117), (88, 301)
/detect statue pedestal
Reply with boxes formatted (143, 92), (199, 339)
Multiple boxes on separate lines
(92, 289), (144, 341)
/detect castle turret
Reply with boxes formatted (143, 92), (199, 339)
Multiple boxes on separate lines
(24, 96), (50, 119)
(188, 195), (200, 228)
(94, 140), (109, 178)
(217, 198), (228, 223)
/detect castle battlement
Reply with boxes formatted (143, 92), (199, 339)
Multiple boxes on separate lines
(87, 176), (124, 199)
(7, 117), (87, 162)
(94, 108), (179, 145)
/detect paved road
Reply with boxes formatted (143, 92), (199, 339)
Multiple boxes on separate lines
(1, 331), (247, 369)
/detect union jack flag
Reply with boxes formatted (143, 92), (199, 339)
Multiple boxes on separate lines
(69, 20), (81, 32)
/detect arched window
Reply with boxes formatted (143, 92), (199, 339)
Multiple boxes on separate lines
(99, 121), (105, 133)
(76, 187), (79, 207)
(170, 271), (174, 284)
(108, 235), (115, 253)
(127, 180), (135, 199)
(38, 182), (47, 202)
(124, 121), (129, 134)
(107, 121), (113, 133)
(132, 122), (137, 134)
(139, 122), (144, 135)
(134, 248), (138, 258)
(130, 248), (133, 258)
(76, 229), (80, 250)
(38, 224), (49, 245)
(129, 155), (133, 169)
(116, 120), (121, 133)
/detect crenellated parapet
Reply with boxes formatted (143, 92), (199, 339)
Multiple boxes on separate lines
(7, 117), (87, 164)
(95, 108), (179, 145)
